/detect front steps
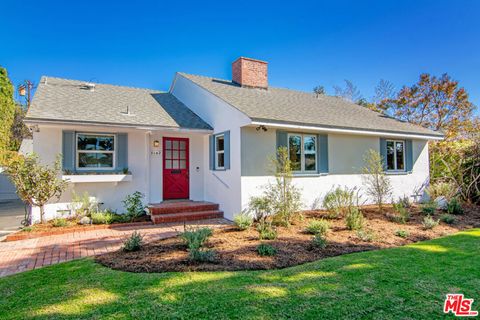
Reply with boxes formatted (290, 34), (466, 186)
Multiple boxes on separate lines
(148, 201), (224, 224)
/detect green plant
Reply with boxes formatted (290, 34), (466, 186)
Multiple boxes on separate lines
(256, 243), (277, 256)
(21, 226), (35, 232)
(311, 234), (327, 248)
(447, 198), (464, 215)
(356, 229), (375, 242)
(428, 181), (457, 201)
(189, 249), (216, 262)
(122, 191), (145, 221)
(395, 229), (409, 238)
(440, 214), (456, 225)
(123, 231), (143, 252)
(345, 207), (364, 230)
(4, 154), (69, 224)
(90, 211), (116, 225)
(421, 201), (437, 215)
(264, 147), (302, 227)
(305, 219), (330, 236)
(70, 191), (99, 218)
(257, 224), (277, 240)
(233, 213), (253, 231)
(362, 149), (393, 212)
(122, 167), (129, 174)
(397, 195), (412, 208)
(391, 202), (410, 224)
(51, 218), (69, 227)
(322, 186), (358, 218)
(422, 216), (440, 230)
(181, 227), (215, 262)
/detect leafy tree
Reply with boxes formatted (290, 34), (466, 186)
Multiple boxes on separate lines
(313, 85), (325, 97)
(379, 73), (475, 138)
(362, 149), (392, 212)
(4, 153), (69, 224)
(10, 104), (31, 151)
(0, 67), (16, 151)
(333, 79), (363, 103)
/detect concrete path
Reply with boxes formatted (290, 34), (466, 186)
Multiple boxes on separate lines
(0, 199), (24, 240)
(0, 218), (228, 278)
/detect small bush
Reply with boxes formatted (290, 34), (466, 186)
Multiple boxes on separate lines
(447, 198), (464, 215)
(257, 243), (277, 256)
(110, 213), (130, 224)
(421, 201), (437, 215)
(395, 229), (409, 238)
(122, 191), (146, 221)
(189, 249), (216, 262)
(440, 214), (456, 225)
(22, 226), (35, 232)
(356, 229), (375, 242)
(91, 212), (107, 224)
(52, 218), (69, 227)
(181, 228), (213, 250)
(312, 234), (327, 248)
(397, 195), (412, 208)
(123, 231), (143, 252)
(305, 219), (330, 236)
(390, 203), (410, 224)
(233, 213), (253, 231)
(422, 216), (440, 230)
(345, 207), (364, 230)
(257, 224), (277, 240)
(428, 181), (457, 201)
(322, 187), (358, 218)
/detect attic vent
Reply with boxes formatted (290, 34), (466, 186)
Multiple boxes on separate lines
(120, 106), (134, 116)
(81, 83), (96, 91)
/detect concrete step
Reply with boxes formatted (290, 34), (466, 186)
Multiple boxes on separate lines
(151, 210), (224, 224)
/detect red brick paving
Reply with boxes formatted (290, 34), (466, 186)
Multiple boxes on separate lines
(0, 219), (228, 278)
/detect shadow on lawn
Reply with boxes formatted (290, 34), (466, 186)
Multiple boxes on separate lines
(0, 229), (478, 319)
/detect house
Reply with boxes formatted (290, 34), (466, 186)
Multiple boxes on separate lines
(24, 57), (443, 223)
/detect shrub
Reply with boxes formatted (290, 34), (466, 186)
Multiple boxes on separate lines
(312, 234), (327, 248)
(356, 229), (375, 242)
(397, 195), (412, 208)
(189, 249), (216, 262)
(181, 228), (213, 251)
(257, 224), (277, 240)
(52, 218), (68, 227)
(422, 216), (440, 230)
(122, 191), (145, 221)
(421, 201), (437, 215)
(428, 181), (457, 201)
(305, 219), (330, 236)
(123, 231), (143, 252)
(447, 198), (464, 215)
(257, 243), (277, 256)
(395, 229), (409, 238)
(91, 212), (107, 224)
(391, 202), (410, 224)
(440, 214), (456, 224)
(345, 207), (364, 230)
(322, 186), (358, 218)
(362, 149), (392, 212)
(248, 196), (272, 221)
(233, 213), (253, 230)
(70, 191), (98, 218)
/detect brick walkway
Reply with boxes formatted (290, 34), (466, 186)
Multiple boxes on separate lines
(0, 219), (228, 278)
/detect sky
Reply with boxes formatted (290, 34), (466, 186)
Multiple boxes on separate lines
(1, 0), (479, 113)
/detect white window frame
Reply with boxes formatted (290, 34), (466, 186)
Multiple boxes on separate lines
(215, 134), (225, 170)
(287, 133), (317, 173)
(76, 133), (116, 170)
(386, 139), (406, 172)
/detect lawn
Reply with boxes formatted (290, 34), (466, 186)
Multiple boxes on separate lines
(0, 229), (479, 320)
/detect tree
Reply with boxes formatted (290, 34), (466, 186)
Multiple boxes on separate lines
(9, 104), (31, 151)
(5, 153), (69, 224)
(313, 85), (325, 97)
(362, 149), (392, 212)
(373, 79), (396, 105)
(379, 73), (475, 139)
(0, 67), (16, 152)
(333, 79), (363, 103)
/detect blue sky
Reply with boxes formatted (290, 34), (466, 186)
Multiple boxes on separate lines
(1, 0), (479, 113)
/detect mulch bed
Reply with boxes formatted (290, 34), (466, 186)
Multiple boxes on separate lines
(96, 205), (480, 273)
(4, 216), (152, 242)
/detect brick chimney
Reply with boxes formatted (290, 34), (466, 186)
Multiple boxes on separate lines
(232, 57), (268, 89)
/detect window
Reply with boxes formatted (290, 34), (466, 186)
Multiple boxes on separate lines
(386, 140), (405, 171)
(164, 138), (187, 169)
(215, 134), (225, 169)
(288, 134), (317, 172)
(77, 134), (115, 169)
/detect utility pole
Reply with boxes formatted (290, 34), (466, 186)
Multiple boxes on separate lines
(18, 80), (35, 108)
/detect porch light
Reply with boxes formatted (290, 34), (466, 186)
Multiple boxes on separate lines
(153, 140), (160, 148)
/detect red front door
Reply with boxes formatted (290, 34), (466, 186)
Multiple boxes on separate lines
(163, 137), (189, 200)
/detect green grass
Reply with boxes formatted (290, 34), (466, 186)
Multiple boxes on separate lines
(1, 229), (479, 319)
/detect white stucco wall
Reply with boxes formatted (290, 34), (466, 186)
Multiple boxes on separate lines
(240, 126), (430, 211)
(171, 74), (251, 219)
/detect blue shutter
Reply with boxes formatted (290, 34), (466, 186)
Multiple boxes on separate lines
(116, 133), (128, 172)
(317, 134), (329, 174)
(62, 131), (75, 173)
(209, 135), (215, 170)
(406, 139), (413, 172)
(276, 130), (288, 151)
(224, 131), (230, 170)
(379, 138), (387, 171)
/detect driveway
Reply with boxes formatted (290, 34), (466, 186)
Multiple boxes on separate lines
(0, 200), (24, 239)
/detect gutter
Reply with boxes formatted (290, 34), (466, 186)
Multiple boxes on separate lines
(250, 120), (444, 140)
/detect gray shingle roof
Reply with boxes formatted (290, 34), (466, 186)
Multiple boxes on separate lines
(179, 73), (443, 137)
(26, 77), (212, 130)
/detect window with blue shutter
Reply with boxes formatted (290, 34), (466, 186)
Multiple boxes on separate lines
(62, 131), (75, 173)
(209, 131), (230, 171)
(380, 138), (412, 172)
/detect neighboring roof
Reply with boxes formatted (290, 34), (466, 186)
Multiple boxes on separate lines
(178, 73), (443, 137)
(26, 77), (212, 130)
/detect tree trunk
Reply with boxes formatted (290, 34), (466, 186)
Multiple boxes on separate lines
(40, 205), (46, 224)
